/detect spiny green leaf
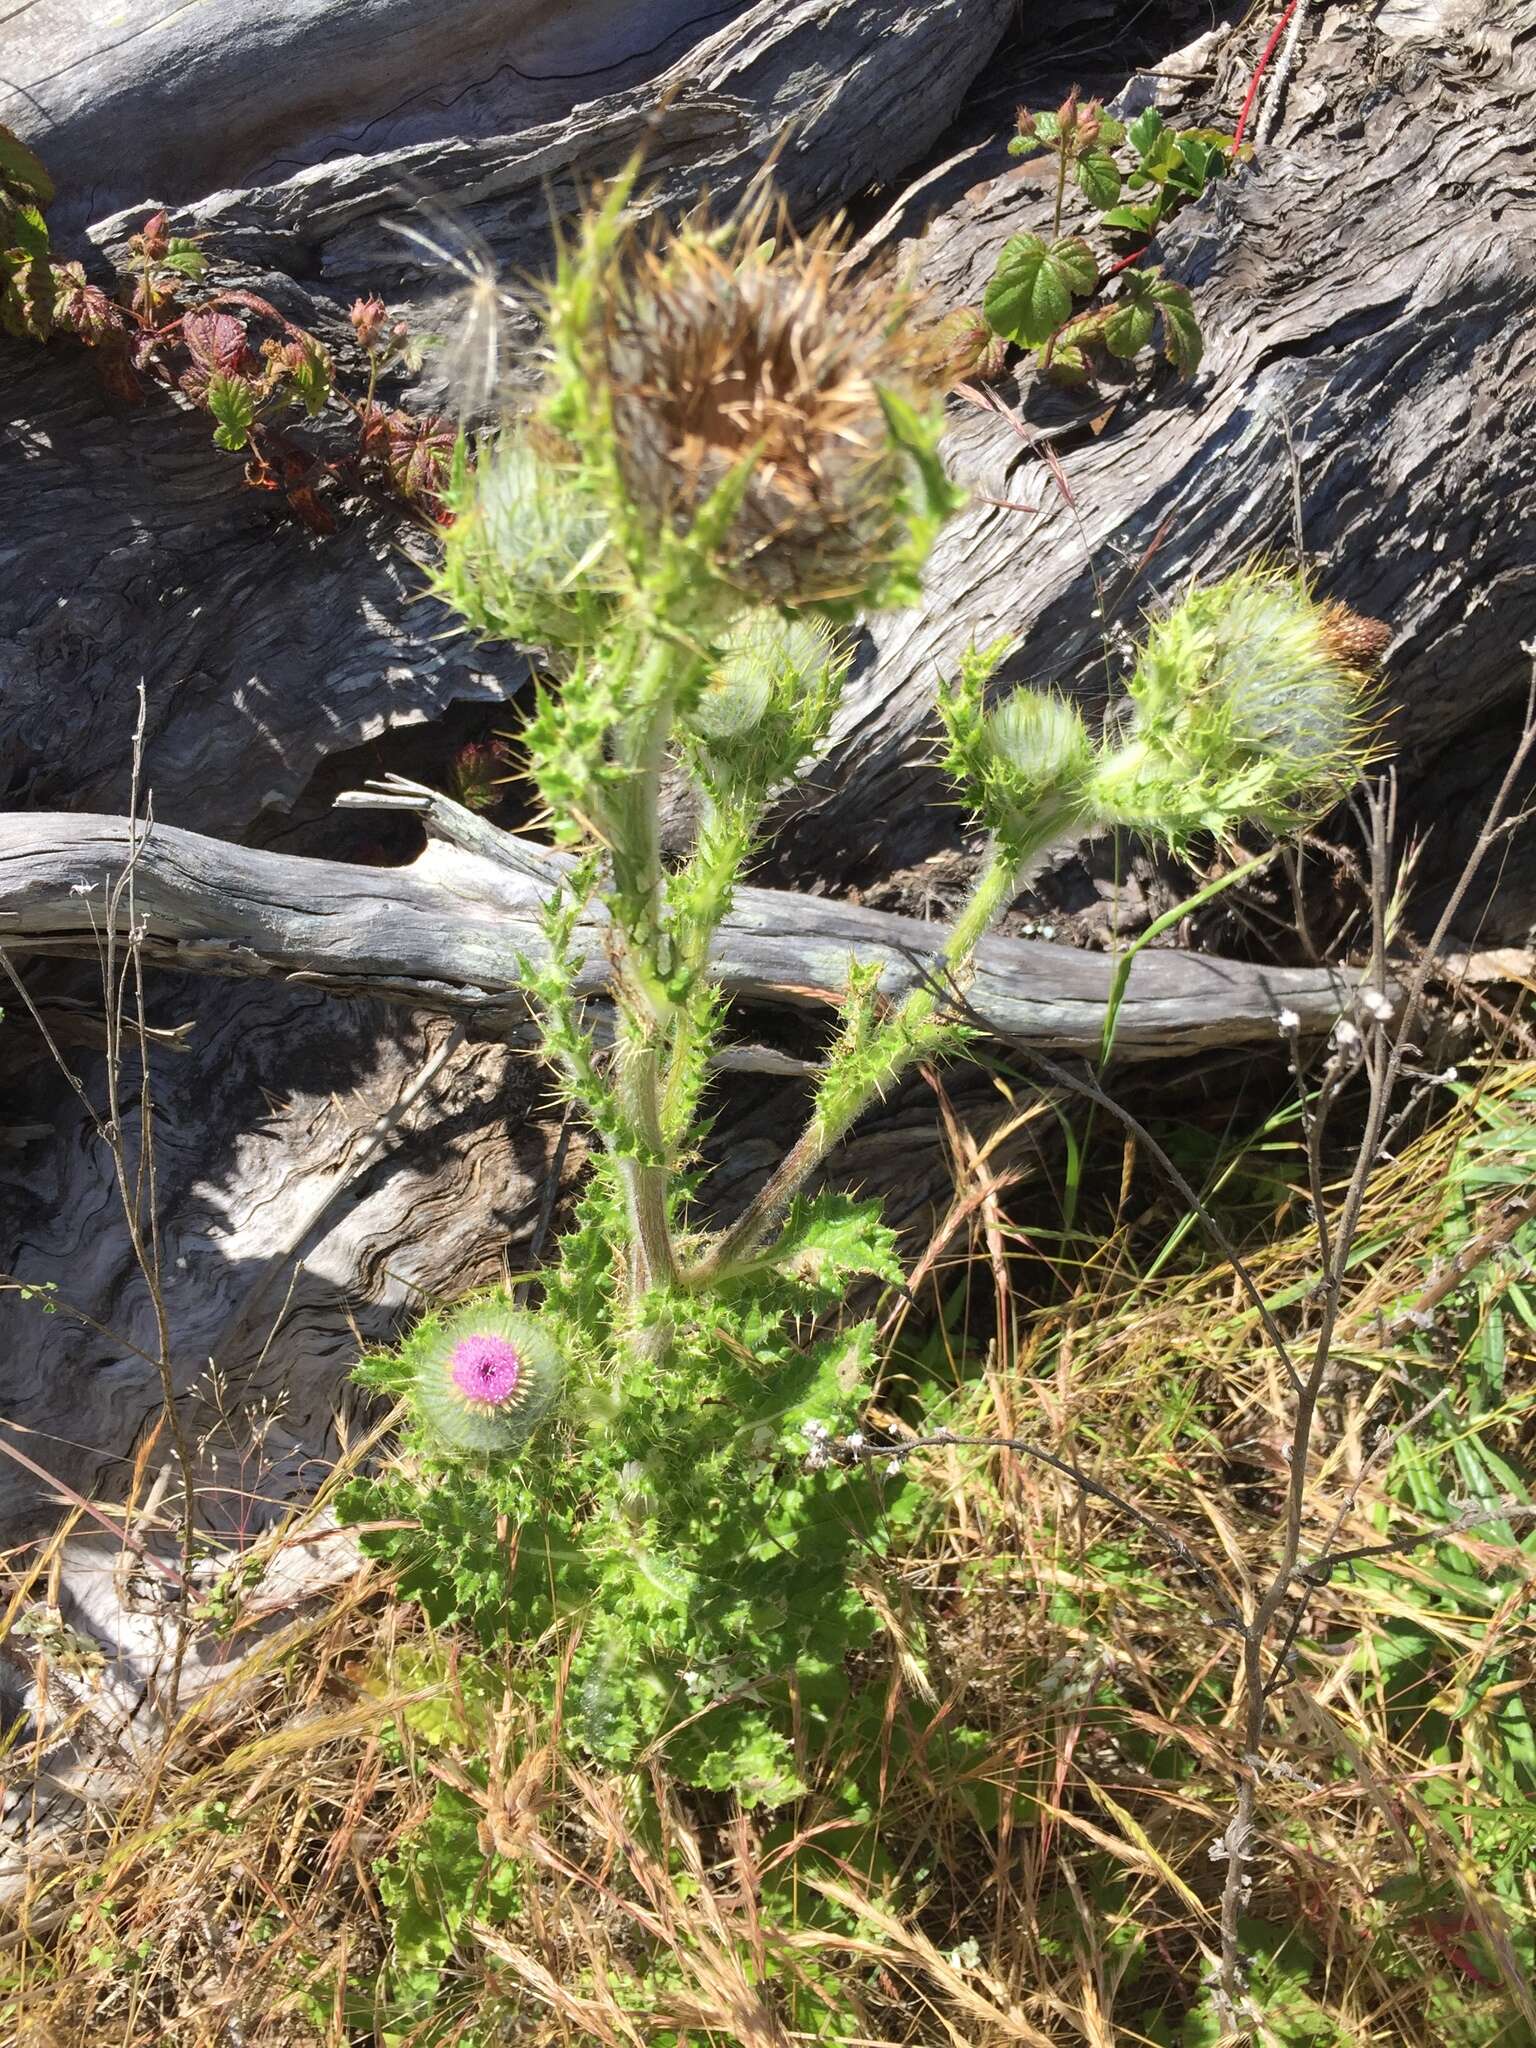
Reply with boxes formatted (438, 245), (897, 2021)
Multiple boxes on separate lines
(763, 1193), (903, 1296)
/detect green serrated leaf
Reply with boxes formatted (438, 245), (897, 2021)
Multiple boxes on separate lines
(1136, 129), (1184, 186)
(162, 243), (209, 281)
(1097, 113), (1127, 147)
(9, 202), (49, 261)
(0, 122), (54, 207)
(984, 233), (1070, 347)
(1147, 277), (1203, 373)
(1103, 296), (1156, 359)
(1099, 200), (1164, 235)
(1044, 343), (1092, 387)
(1007, 134), (1043, 159)
(1128, 107), (1164, 157)
(1076, 148), (1122, 209)
(1049, 235), (1099, 297)
(763, 1193), (903, 1295)
(206, 371), (257, 451)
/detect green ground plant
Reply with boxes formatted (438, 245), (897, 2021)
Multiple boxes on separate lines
(339, 165), (1384, 1894)
(971, 89), (1242, 387)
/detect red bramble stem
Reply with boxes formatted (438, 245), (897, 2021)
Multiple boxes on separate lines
(1233, 0), (1301, 151)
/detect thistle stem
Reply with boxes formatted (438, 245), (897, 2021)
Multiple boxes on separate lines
(606, 638), (690, 1295)
(687, 845), (1025, 1284)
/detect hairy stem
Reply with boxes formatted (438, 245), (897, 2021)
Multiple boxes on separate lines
(690, 847), (1024, 1282)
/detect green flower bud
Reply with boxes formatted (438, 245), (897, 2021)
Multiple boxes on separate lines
(402, 1295), (564, 1457)
(940, 639), (1096, 863)
(685, 610), (837, 742)
(1092, 566), (1384, 847)
(433, 436), (615, 652)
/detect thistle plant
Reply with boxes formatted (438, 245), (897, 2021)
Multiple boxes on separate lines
(347, 169), (1387, 1795)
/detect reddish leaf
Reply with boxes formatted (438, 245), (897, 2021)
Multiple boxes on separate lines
(51, 262), (125, 345)
(181, 306), (250, 376)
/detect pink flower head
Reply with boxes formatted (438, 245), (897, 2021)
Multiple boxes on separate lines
(448, 1332), (523, 1408)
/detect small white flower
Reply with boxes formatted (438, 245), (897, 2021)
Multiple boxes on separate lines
(1333, 1018), (1361, 1051)
(884, 1457), (905, 1478)
(843, 1430), (865, 1452)
(1360, 987), (1393, 1020)
(1277, 1007), (1300, 1034)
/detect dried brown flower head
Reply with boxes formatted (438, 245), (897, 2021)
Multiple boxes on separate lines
(1316, 600), (1392, 671)
(598, 213), (945, 605)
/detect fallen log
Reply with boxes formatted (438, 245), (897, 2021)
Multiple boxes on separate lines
(0, 793), (1361, 1059)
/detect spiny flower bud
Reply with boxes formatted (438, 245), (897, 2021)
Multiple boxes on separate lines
(594, 206), (956, 610)
(1090, 566), (1384, 847)
(349, 295), (388, 350)
(983, 689), (1097, 848)
(406, 1298), (563, 1456)
(686, 610), (836, 742)
(1056, 87), (1081, 137)
(1317, 600), (1392, 670)
(434, 435), (616, 652)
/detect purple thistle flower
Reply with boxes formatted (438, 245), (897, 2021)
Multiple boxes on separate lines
(408, 1299), (563, 1456)
(448, 1331), (523, 1406)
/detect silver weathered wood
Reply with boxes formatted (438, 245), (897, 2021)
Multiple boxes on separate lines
(0, 807), (1357, 1056)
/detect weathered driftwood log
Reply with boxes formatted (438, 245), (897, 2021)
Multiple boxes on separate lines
(806, 0), (1536, 880)
(0, 0), (1014, 1533)
(0, 799), (1361, 1058)
(1, 0), (1016, 832)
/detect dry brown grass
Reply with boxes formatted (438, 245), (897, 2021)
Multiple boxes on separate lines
(3, 1058), (1533, 2047)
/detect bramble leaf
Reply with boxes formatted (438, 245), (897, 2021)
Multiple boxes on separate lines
(181, 307), (250, 379)
(1100, 200), (1164, 236)
(1128, 107), (1164, 157)
(1049, 236), (1099, 296)
(984, 234), (1068, 347)
(162, 239), (209, 282)
(52, 262), (125, 345)
(985, 234), (1097, 350)
(206, 371), (257, 451)
(1136, 129), (1185, 187)
(1104, 295), (1156, 359)
(1076, 148), (1122, 209)
(0, 122), (54, 206)
(1148, 275), (1203, 373)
